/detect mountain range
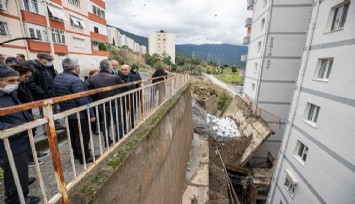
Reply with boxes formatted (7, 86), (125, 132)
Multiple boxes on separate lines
(113, 26), (248, 66)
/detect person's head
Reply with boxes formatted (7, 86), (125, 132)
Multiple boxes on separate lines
(120, 64), (131, 76)
(17, 54), (26, 62)
(131, 64), (139, 73)
(10, 64), (33, 82)
(37, 53), (54, 67)
(0, 66), (20, 93)
(111, 60), (119, 70)
(0, 54), (5, 62)
(88, 69), (99, 78)
(62, 58), (80, 75)
(5, 57), (19, 66)
(162, 65), (170, 72)
(100, 59), (113, 72)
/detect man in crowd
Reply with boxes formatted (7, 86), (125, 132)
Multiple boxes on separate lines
(88, 59), (125, 145)
(110, 59), (121, 76)
(151, 65), (169, 105)
(5, 57), (19, 66)
(120, 64), (141, 133)
(53, 58), (96, 164)
(25, 53), (65, 132)
(0, 54), (6, 66)
(16, 54), (26, 63)
(11, 64), (49, 167)
(0, 66), (41, 204)
(130, 64), (142, 81)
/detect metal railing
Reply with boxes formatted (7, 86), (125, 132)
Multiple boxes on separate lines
(242, 94), (281, 129)
(0, 74), (189, 204)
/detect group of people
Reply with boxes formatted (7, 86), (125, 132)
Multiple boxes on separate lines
(0, 53), (169, 204)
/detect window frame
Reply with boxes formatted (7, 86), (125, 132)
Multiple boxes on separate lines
(294, 140), (309, 165)
(260, 18), (265, 30)
(23, 0), (39, 14)
(314, 58), (333, 81)
(51, 28), (66, 44)
(0, 21), (9, 36)
(330, 1), (350, 31)
(27, 24), (48, 42)
(284, 175), (296, 198)
(306, 103), (320, 124)
(68, 0), (80, 7)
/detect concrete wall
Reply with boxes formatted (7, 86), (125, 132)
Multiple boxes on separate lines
(69, 84), (193, 204)
(202, 95), (218, 115)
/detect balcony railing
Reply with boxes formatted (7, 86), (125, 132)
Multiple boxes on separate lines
(0, 74), (189, 204)
(245, 18), (252, 28)
(247, 0), (254, 10)
(241, 54), (247, 62)
(243, 36), (250, 45)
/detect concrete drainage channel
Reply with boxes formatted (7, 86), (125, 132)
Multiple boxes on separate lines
(185, 77), (274, 204)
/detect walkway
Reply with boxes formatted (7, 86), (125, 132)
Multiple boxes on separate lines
(203, 73), (239, 96)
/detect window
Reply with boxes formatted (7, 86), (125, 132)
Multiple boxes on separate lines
(251, 83), (256, 91)
(47, 5), (66, 22)
(68, 0), (80, 7)
(306, 103), (320, 124)
(284, 176), (296, 198)
(0, 0), (8, 11)
(263, 0), (267, 7)
(26, 24), (48, 42)
(254, 63), (258, 73)
(261, 18), (265, 30)
(23, 0), (39, 13)
(0, 21), (9, 36)
(257, 41), (261, 52)
(94, 26), (99, 33)
(73, 37), (85, 48)
(51, 29), (66, 44)
(92, 5), (105, 18)
(331, 1), (350, 31)
(294, 141), (308, 164)
(70, 16), (85, 28)
(315, 58), (333, 80)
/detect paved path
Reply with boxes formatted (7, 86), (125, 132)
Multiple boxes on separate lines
(203, 73), (240, 97)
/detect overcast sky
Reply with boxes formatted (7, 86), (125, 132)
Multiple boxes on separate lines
(105, 0), (250, 45)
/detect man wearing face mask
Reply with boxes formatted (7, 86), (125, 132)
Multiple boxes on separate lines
(0, 66), (41, 204)
(25, 53), (65, 132)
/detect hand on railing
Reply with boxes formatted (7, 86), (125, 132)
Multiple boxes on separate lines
(90, 117), (96, 122)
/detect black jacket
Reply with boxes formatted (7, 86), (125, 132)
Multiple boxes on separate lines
(119, 73), (141, 93)
(0, 91), (32, 158)
(25, 60), (57, 100)
(53, 71), (93, 120)
(17, 81), (34, 104)
(152, 68), (168, 83)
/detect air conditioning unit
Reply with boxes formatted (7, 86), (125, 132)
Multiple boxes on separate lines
(0, 0), (7, 11)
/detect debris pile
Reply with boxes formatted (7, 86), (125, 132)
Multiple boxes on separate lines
(207, 115), (241, 137)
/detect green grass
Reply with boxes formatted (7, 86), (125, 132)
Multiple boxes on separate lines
(215, 68), (243, 84)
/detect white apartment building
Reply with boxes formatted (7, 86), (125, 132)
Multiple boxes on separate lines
(0, 0), (108, 75)
(107, 25), (121, 47)
(242, 0), (313, 162)
(140, 45), (147, 55)
(269, 0), (355, 203)
(148, 30), (175, 64)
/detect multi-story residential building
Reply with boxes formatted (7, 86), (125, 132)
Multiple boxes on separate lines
(140, 45), (147, 55)
(268, 0), (355, 203)
(148, 30), (175, 64)
(0, 0), (108, 75)
(242, 0), (313, 163)
(107, 25), (121, 47)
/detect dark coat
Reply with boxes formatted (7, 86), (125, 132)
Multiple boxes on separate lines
(53, 71), (93, 120)
(152, 68), (168, 83)
(25, 60), (57, 100)
(130, 69), (142, 81)
(119, 73), (141, 93)
(0, 91), (32, 158)
(17, 81), (34, 104)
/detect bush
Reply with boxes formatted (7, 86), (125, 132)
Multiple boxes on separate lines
(98, 43), (107, 51)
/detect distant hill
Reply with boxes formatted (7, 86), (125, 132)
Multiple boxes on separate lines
(176, 44), (247, 66)
(109, 26), (248, 66)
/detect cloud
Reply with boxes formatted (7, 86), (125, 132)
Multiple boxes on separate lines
(105, 0), (249, 45)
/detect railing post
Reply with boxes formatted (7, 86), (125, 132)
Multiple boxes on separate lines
(140, 85), (145, 120)
(163, 77), (167, 100)
(42, 104), (68, 204)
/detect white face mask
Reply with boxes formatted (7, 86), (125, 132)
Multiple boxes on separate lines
(0, 84), (18, 94)
(44, 61), (53, 67)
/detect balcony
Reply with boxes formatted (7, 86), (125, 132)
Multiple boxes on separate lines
(247, 0), (254, 10)
(243, 36), (250, 45)
(241, 54), (247, 62)
(92, 49), (109, 57)
(27, 40), (50, 53)
(245, 18), (252, 28)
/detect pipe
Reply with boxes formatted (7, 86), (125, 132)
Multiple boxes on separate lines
(267, 0), (321, 202)
(14, 0), (31, 59)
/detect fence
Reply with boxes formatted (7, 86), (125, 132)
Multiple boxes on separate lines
(242, 94), (281, 129)
(0, 74), (189, 204)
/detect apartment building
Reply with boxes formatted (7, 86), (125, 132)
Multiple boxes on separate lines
(0, 0), (108, 75)
(268, 0), (355, 203)
(242, 0), (313, 162)
(107, 25), (121, 47)
(148, 30), (175, 64)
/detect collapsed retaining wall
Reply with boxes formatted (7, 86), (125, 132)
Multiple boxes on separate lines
(68, 84), (193, 204)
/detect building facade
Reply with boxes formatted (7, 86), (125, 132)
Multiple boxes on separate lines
(0, 0), (108, 75)
(268, 0), (355, 203)
(242, 0), (313, 162)
(107, 25), (121, 47)
(148, 30), (175, 64)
